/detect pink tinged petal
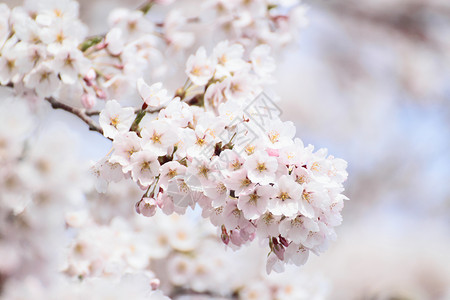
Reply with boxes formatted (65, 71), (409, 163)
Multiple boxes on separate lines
(138, 197), (157, 217)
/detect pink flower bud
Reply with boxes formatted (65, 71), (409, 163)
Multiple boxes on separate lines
(267, 148), (279, 157)
(230, 230), (244, 247)
(85, 68), (96, 81)
(95, 42), (107, 50)
(138, 197), (157, 217)
(95, 88), (107, 100)
(273, 243), (285, 261)
(135, 200), (142, 214)
(150, 278), (160, 290)
(279, 235), (289, 247)
(81, 93), (96, 109)
(221, 225), (229, 245)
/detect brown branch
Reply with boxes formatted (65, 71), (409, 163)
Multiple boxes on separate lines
(45, 97), (104, 135)
(85, 107), (144, 117)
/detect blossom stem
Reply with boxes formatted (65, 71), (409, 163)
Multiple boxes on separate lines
(44, 97), (104, 135)
(130, 109), (147, 132)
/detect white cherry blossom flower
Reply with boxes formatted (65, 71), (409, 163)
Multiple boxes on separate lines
(262, 119), (296, 149)
(250, 44), (276, 78)
(140, 120), (179, 157)
(167, 254), (194, 286)
(23, 62), (60, 97)
(279, 215), (319, 244)
(212, 40), (248, 77)
(137, 79), (171, 108)
(244, 151), (278, 185)
(223, 168), (255, 195)
(51, 46), (90, 84)
(185, 47), (215, 86)
(284, 243), (310, 267)
(110, 132), (142, 171)
(268, 175), (301, 217)
(105, 27), (124, 56)
(130, 150), (160, 187)
(99, 100), (135, 139)
(238, 185), (275, 219)
(159, 161), (187, 190)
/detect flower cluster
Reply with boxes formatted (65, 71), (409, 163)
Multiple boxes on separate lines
(203, 0), (308, 48)
(65, 180), (329, 299)
(97, 42), (348, 272)
(0, 0), (308, 109)
(0, 0), (167, 107)
(0, 0), (90, 98)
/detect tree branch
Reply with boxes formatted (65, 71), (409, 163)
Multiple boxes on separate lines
(45, 97), (104, 135)
(85, 107), (143, 116)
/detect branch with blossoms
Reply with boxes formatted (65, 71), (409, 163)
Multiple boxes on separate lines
(0, 0), (347, 299)
(93, 41), (349, 274)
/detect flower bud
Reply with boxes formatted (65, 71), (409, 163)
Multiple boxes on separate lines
(273, 243), (285, 261)
(267, 148), (279, 157)
(135, 200), (142, 214)
(95, 88), (107, 100)
(279, 235), (289, 247)
(221, 225), (229, 245)
(81, 93), (96, 109)
(138, 197), (157, 217)
(150, 278), (160, 290)
(85, 68), (96, 82)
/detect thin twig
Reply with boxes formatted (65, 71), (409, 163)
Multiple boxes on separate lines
(85, 107), (143, 116)
(45, 97), (104, 135)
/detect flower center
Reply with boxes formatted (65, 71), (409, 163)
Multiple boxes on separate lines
(279, 192), (290, 201)
(249, 193), (259, 204)
(198, 165), (210, 178)
(268, 131), (280, 144)
(167, 169), (177, 178)
(110, 115), (119, 127)
(257, 163), (267, 172)
(151, 131), (162, 144)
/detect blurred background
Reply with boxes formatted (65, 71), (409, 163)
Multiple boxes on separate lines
(281, 1), (450, 298)
(3, 0), (449, 298)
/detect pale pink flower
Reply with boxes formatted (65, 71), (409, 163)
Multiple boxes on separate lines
(244, 151), (278, 185)
(23, 63), (60, 97)
(130, 150), (160, 187)
(137, 78), (171, 108)
(250, 44), (276, 78)
(268, 175), (301, 217)
(109, 132), (141, 171)
(185, 47), (215, 86)
(138, 197), (158, 217)
(140, 120), (179, 156)
(237, 185), (275, 219)
(99, 100), (135, 139)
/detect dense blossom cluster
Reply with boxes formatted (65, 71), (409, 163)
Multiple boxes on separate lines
(64, 181), (330, 299)
(0, 0), (307, 108)
(0, 1), (90, 98)
(97, 43), (348, 272)
(202, 0), (308, 48)
(0, 0), (167, 106)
